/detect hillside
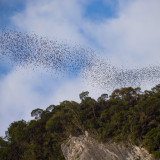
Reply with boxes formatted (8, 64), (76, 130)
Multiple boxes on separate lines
(61, 133), (153, 160)
(1, 85), (160, 159)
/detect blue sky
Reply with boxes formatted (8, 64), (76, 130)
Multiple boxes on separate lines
(84, 0), (119, 20)
(0, 0), (118, 27)
(1, 0), (160, 136)
(0, 0), (25, 28)
(0, 0), (118, 75)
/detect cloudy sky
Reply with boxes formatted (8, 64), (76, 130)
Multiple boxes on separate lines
(0, 0), (160, 136)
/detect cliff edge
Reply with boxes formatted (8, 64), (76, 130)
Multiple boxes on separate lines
(61, 132), (154, 160)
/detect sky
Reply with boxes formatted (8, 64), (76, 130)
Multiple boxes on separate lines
(0, 0), (160, 136)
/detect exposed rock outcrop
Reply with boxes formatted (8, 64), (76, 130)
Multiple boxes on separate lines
(61, 132), (154, 160)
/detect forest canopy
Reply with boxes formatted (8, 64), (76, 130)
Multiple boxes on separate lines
(1, 84), (160, 159)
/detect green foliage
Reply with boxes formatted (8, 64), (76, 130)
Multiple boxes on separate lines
(79, 91), (89, 101)
(1, 85), (160, 159)
(31, 108), (43, 119)
(144, 125), (160, 158)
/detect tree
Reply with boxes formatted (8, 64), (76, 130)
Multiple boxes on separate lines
(97, 94), (108, 102)
(1, 84), (160, 159)
(31, 108), (43, 119)
(144, 126), (160, 158)
(46, 105), (55, 112)
(110, 89), (121, 99)
(7, 120), (27, 142)
(152, 84), (160, 93)
(79, 91), (89, 101)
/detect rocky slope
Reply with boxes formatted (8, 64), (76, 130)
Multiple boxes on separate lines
(61, 131), (154, 160)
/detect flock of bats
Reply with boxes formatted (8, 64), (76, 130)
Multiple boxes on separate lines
(0, 29), (160, 91)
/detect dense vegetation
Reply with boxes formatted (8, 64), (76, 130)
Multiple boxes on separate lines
(1, 84), (160, 159)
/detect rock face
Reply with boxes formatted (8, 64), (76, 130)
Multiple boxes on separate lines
(61, 132), (154, 160)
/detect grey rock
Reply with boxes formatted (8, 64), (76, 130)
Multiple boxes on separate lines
(61, 132), (154, 160)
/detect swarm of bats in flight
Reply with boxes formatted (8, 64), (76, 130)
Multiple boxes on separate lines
(0, 29), (160, 91)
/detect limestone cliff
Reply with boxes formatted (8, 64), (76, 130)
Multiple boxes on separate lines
(61, 132), (154, 160)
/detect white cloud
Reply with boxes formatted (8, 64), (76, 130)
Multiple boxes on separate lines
(0, 66), (103, 136)
(12, 0), (88, 45)
(1, 0), (160, 136)
(12, 0), (160, 67)
(86, 0), (160, 67)
(0, 67), (46, 136)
